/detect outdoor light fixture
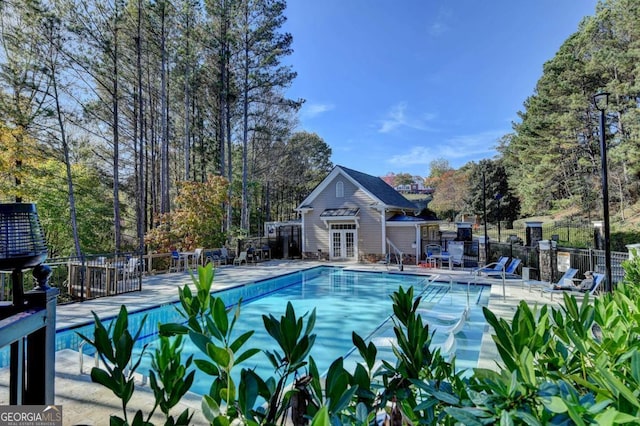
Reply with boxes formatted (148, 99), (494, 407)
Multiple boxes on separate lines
(0, 203), (48, 310)
(495, 192), (503, 243)
(593, 92), (612, 293)
(482, 172), (489, 264)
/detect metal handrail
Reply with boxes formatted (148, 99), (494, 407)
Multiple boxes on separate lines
(385, 238), (404, 271)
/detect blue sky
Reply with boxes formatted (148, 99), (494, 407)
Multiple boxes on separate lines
(282, 1), (599, 177)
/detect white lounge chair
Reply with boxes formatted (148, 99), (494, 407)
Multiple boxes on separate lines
(525, 268), (578, 292)
(542, 272), (605, 301)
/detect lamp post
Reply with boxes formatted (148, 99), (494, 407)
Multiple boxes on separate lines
(593, 92), (612, 293)
(495, 192), (502, 243)
(482, 171), (489, 264)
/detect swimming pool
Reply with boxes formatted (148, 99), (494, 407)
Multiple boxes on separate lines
(48, 266), (489, 396)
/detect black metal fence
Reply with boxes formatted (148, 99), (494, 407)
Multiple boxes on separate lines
(491, 242), (629, 284)
(0, 253), (143, 303)
(482, 219), (595, 248)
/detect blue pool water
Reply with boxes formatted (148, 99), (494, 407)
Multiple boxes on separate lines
(13, 266), (489, 396)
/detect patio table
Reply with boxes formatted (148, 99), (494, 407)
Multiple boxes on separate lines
(428, 252), (451, 269)
(179, 251), (196, 270)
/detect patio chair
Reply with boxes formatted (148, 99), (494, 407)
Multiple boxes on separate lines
(192, 248), (203, 268)
(542, 272), (605, 301)
(474, 256), (509, 274)
(233, 251), (248, 266)
(220, 247), (230, 265)
(121, 257), (141, 283)
(524, 267), (578, 292)
(484, 258), (522, 279)
(446, 243), (464, 269)
(170, 250), (182, 272)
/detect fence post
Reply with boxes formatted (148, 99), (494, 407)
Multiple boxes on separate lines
(593, 221), (604, 250)
(525, 221), (543, 248)
(626, 243), (640, 260)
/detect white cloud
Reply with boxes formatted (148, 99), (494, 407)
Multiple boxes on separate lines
(429, 7), (452, 37)
(388, 130), (506, 167)
(302, 103), (335, 119)
(378, 102), (435, 133)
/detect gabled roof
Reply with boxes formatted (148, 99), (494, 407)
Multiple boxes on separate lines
(339, 166), (418, 210)
(296, 165), (418, 211)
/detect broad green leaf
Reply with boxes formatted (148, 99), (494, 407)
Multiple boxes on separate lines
(90, 367), (119, 394)
(207, 343), (232, 369)
(159, 323), (189, 336)
(213, 298), (229, 336)
(230, 330), (255, 353)
(542, 396), (568, 413)
(113, 305), (129, 342)
(595, 364), (640, 409)
(444, 407), (486, 426)
(201, 395), (221, 422)
(311, 407), (331, 426)
(236, 348), (261, 365)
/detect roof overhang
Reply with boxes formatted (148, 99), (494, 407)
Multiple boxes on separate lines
(385, 213), (441, 227)
(320, 208), (360, 227)
(296, 204), (313, 213)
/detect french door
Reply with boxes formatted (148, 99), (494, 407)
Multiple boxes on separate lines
(330, 224), (357, 260)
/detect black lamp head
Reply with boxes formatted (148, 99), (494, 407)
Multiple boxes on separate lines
(0, 203), (48, 271)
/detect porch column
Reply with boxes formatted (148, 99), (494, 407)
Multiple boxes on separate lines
(300, 213), (306, 253)
(415, 225), (421, 264)
(380, 209), (386, 254)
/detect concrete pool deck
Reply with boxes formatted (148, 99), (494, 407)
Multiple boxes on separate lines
(1, 260), (566, 425)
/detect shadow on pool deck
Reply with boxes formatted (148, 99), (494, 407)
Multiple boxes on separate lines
(1, 260), (564, 425)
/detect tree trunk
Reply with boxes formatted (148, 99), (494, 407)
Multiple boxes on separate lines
(112, 5), (122, 251)
(160, 2), (170, 214)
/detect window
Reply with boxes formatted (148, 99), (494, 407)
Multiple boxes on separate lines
(330, 223), (356, 230)
(336, 181), (344, 198)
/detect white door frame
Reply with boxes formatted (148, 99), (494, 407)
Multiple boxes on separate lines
(329, 223), (358, 261)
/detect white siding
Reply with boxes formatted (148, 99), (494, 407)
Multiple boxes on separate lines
(386, 227), (418, 257)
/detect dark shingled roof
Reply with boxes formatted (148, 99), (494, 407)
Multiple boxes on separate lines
(387, 212), (438, 222)
(339, 165), (418, 210)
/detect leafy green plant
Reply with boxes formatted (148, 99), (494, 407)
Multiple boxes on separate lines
(148, 336), (195, 425)
(159, 263), (261, 424)
(78, 306), (194, 425)
(261, 301), (317, 424)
